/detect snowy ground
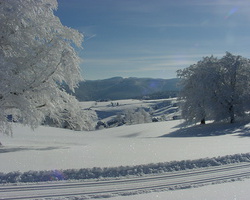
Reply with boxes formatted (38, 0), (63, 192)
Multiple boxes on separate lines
(80, 98), (179, 123)
(1, 163), (250, 199)
(106, 178), (250, 200)
(1, 99), (250, 199)
(1, 120), (250, 173)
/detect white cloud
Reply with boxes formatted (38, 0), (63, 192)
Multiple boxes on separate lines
(85, 34), (97, 41)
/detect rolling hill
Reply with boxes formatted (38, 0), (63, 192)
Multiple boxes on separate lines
(68, 77), (180, 101)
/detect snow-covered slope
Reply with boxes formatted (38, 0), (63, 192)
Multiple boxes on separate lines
(1, 119), (250, 173)
(1, 103), (250, 199)
(80, 98), (180, 125)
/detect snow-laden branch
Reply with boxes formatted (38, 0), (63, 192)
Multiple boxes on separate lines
(178, 52), (250, 124)
(0, 0), (94, 134)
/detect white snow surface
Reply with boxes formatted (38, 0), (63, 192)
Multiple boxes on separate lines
(1, 98), (250, 199)
(1, 119), (250, 173)
(105, 178), (250, 200)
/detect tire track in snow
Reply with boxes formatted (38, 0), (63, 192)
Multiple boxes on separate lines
(1, 162), (250, 199)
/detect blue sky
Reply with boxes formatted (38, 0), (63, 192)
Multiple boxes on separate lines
(55, 0), (250, 80)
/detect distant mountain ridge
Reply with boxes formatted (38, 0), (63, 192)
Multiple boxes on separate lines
(69, 77), (180, 101)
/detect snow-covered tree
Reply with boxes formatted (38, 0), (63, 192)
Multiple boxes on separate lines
(177, 56), (219, 124)
(178, 52), (250, 124)
(124, 108), (151, 125)
(0, 0), (89, 134)
(211, 53), (250, 123)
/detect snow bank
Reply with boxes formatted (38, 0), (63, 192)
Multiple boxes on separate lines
(1, 153), (249, 184)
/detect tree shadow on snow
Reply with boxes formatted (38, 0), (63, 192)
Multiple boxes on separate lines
(160, 121), (250, 138)
(235, 124), (250, 137)
(121, 132), (142, 138)
(0, 146), (67, 153)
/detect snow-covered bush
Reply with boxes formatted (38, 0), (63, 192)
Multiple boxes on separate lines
(45, 109), (98, 131)
(95, 108), (152, 129)
(1, 153), (250, 183)
(124, 108), (151, 125)
(64, 109), (98, 131)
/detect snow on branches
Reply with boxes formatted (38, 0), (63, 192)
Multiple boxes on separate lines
(0, 0), (92, 133)
(178, 52), (250, 124)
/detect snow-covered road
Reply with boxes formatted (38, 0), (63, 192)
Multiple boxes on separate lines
(1, 162), (250, 200)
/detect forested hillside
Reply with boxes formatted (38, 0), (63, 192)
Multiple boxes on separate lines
(68, 77), (180, 101)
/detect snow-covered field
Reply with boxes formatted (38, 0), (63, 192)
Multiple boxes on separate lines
(106, 178), (250, 200)
(1, 99), (250, 199)
(80, 98), (179, 124)
(1, 120), (250, 173)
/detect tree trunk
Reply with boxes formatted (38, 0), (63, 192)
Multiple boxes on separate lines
(229, 105), (235, 123)
(200, 118), (206, 124)
(230, 115), (235, 123)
